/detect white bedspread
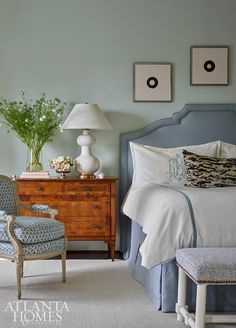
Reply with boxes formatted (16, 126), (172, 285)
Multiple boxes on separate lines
(122, 184), (236, 269)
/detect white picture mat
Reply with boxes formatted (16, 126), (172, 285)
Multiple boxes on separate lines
(134, 63), (171, 102)
(191, 47), (228, 85)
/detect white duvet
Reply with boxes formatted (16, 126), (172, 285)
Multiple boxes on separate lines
(122, 184), (236, 269)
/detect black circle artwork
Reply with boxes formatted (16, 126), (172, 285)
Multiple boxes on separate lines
(146, 76), (158, 89)
(204, 60), (216, 73)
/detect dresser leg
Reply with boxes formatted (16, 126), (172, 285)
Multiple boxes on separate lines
(108, 241), (115, 261)
(107, 243), (111, 259)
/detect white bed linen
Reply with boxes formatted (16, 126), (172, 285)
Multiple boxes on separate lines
(122, 184), (236, 269)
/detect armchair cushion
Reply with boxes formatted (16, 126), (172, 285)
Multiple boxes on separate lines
(0, 216), (65, 244)
(0, 237), (66, 256)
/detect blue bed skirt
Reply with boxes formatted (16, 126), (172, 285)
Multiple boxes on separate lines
(128, 221), (236, 312)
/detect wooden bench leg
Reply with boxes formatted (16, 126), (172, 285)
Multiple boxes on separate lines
(176, 267), (187, 321)
(195, 284), (207, 328)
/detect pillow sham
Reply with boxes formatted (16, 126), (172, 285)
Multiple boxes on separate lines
(130, 141), (218, 188)
(219, 141), (236, 158)
(183, 149), (236, 188)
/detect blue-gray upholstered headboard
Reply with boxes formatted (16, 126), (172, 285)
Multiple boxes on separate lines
(119, 103), (236, 254)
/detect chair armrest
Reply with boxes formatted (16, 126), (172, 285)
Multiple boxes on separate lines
(5, 215), (24, 257)
(20, 203), (58, 219)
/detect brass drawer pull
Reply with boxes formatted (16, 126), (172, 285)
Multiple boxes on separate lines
(92, 224), (98, 229)
(92, 204), (99, 209)
(36, 186), (44, 191)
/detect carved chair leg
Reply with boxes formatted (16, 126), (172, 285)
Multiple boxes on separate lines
(61, 250), (66, 283)
(21, 262), (24, 278)
(16, 258), (23, 299)
(5, 215), (24, 299)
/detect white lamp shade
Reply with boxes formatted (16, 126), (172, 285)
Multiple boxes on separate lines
(62, 104), (113, 130)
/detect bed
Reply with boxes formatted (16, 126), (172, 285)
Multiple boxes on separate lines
(119, 103), (236, 312)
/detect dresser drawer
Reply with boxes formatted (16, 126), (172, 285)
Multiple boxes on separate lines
(68, 217), (110, 236)
(17, 181), (62, 195)
(57, 217), (70, 233)
(19, 199), (110, 219)
(65, 182), (110, 195)
(57, 199), (110, 217)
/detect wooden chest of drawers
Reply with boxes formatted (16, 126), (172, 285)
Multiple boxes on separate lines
(17, 177), (117, 260)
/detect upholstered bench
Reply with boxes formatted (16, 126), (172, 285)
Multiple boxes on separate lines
(175, 248), (236, 328)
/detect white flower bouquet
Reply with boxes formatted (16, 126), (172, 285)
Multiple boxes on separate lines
(49, 156), (73, 172)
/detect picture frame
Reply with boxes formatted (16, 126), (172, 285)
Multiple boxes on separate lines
(133, 62), (172, 102)
(190, 46), (229, 85)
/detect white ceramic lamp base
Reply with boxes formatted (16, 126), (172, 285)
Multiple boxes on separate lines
(74, 129), (100, 178)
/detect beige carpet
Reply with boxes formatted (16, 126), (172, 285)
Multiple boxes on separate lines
(0, 259), (234, 328)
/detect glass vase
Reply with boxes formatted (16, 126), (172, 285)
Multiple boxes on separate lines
(27, 148), (43, 172)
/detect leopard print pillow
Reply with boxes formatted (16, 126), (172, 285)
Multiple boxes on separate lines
(183, 150), (236, 188)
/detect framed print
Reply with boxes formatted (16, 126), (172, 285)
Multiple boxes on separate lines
(133, 62), (172, 102)
(190, 46), (229, 85)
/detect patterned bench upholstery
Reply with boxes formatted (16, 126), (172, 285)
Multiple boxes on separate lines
(176, 247), (236, 284)
(176, 248), (236, 328)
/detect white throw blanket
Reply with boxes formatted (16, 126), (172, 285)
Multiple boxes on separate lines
(122, 184), (236, 269)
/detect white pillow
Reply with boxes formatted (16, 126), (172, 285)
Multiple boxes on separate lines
(130, 141), (219, 188)
(219, 141), (236, 158)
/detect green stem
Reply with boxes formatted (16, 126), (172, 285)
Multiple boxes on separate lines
(27, 148), (43, 172)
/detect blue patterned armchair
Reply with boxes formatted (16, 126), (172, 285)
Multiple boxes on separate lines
(0, 175), (67, 299)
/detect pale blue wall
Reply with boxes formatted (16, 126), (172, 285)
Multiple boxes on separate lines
(1, 0), (236, 250)
(0, 0), (236, 177)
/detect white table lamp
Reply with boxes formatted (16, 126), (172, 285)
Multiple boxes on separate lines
(62, 104), (112, 178)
